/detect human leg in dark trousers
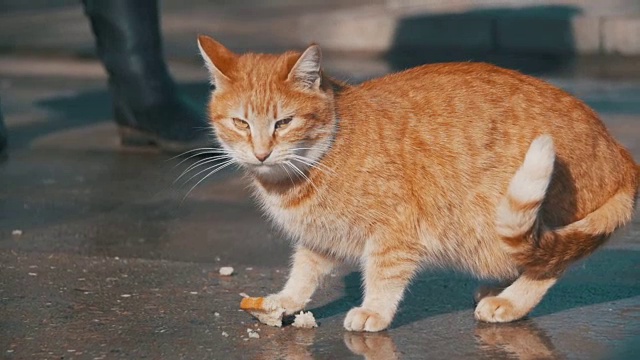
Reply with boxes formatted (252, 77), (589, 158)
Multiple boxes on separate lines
(82, 0), (211, 153)
(0, 97), (7, 158)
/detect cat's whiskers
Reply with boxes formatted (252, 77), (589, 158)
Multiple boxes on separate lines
(192, 126), (215, 131)
(289, 145), (331, 156)
(176, 148), (238, 185)
(178, 151), (231, 172)
(175, 155), (232, 184)
(285, 160), (322, 196)
(289, 146), (329, 152)
(279, 163), (296, 188)
(171, 150), (228, 170)
(180, 158), (235, 186)
(181, 159), (237, 202)
(289, 146), (333, 167)
(165, 147), (227, 163)
(289, 155), (335, 176)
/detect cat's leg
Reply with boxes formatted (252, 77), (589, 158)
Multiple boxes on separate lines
(267, 246), (336, 315)
(473, 279), (515, 304)
(344, 243), (420, 332)
(474, 274), (557, 323)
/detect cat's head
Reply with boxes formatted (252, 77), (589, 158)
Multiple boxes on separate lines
(197, 35), (337, 183)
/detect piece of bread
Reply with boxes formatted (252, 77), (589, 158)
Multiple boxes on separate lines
(240, 297), (265, 311)
(239, 296), (285, 327)
(292, 311), (317, 328)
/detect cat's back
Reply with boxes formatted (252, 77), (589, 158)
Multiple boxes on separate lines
(350, 62), (568, 106)
(337, 62), (605, 152)
(338, 61), (615, 160)
(338, 62), (600, 143)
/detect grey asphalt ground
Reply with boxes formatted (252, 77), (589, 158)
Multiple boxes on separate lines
(1, 1), (639, 359)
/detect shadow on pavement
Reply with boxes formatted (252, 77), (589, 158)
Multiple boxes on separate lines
(10, 81), (210, 151)
(312, 248), (640, 329)
(388, 5), (580, 75)
(305, 248), (638, 359)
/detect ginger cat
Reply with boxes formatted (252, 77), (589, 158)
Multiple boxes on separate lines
(197, 35), (639, 332)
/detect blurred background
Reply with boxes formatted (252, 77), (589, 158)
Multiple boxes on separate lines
(2, 0), (640, 70)
(0, 1), (639, 359)
(2, 0), (639, 149)
(3, 0), (640, 74)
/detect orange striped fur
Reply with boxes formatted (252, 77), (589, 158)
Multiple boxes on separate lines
(198, 35), (639, 331)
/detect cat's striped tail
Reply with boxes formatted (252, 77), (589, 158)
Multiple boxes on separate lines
(495, 135), (637, 279)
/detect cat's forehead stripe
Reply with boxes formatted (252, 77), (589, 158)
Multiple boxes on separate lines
(237, 94), (286, 121)
(255, 87), (275, 119)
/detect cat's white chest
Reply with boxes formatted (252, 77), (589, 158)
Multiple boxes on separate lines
(257, 191), (365, 259)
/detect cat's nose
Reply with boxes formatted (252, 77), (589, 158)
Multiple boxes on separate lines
(254, 151), (272, 162)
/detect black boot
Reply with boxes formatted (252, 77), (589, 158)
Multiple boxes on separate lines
(0, 97), (7, 158)
(83, 0), (211, 153)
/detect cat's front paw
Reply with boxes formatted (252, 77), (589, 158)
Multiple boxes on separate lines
(265, 293), (308, 315)
(475, 296), (523, 323)
(344, 307), (391, 332)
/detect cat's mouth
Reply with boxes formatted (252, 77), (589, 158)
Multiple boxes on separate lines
(246, 161), (304, 183)
(248, 162), (279, 172)
(248, 162), (278, 168)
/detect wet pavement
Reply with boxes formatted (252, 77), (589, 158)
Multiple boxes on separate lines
(1, 2), (640, 360)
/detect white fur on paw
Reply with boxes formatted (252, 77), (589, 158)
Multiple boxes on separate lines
(343, 307), (391, 332)
(265, 293), (307, 316)
(474, 296), (519, 323)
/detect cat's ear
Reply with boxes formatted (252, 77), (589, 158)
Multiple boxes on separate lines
(197, 35), (236, 90)
(287, 44), (322, 91)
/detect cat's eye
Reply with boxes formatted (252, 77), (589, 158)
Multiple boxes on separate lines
(275, 117), (293, 130)
(232, 118), (249, 130)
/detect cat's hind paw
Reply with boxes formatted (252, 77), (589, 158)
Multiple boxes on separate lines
(344, 307), (391, 332)
(474, 296), (523, 323)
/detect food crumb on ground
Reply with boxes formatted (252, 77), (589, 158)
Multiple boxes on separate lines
(292, 311), (318, 328)
(247, 328), (260, 339)
(221, 331), (229, 337)
(219, 267), (234, 276)
(12, 229), (23, 236)
(239, 292), (249, 298)
(214, 312), (220, 317)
